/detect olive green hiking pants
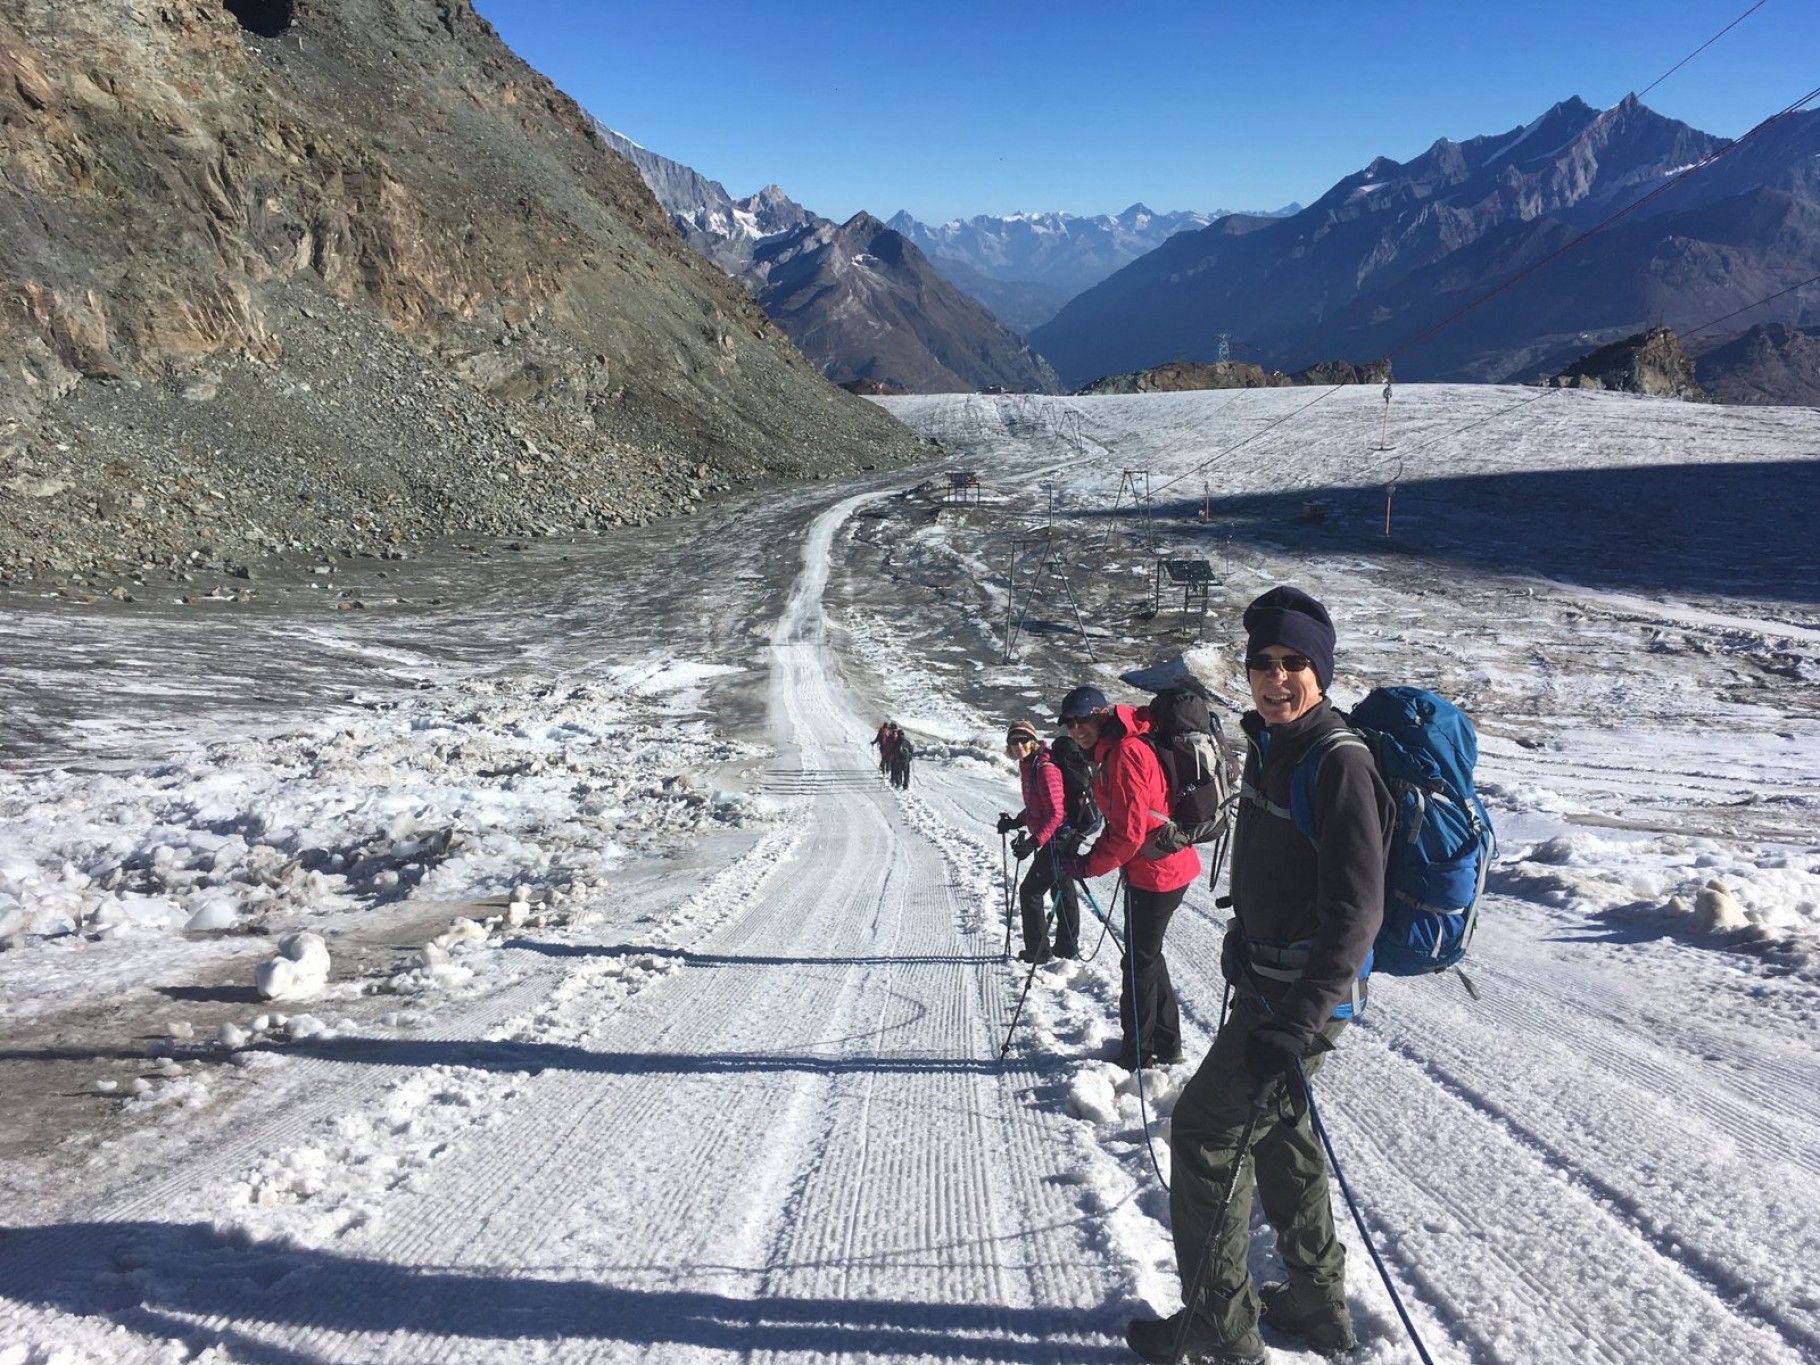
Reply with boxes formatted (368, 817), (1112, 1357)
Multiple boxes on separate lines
(1168, 993), (1349, 1344)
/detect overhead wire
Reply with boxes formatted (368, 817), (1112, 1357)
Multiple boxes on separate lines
(1636, 0), (1771, 104)
(1680, 270), (1820, 340)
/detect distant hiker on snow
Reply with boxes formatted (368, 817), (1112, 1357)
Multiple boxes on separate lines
(871, 720), (899, 777)
(995, 720), (1083, 963)
(889, 731), (915, 789)
(1053, 685), (1200, 1071)
(1125, 586), (1393, 1365)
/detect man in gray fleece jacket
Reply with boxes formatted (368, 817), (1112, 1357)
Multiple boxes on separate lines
(1126, 586), (1394, 1365)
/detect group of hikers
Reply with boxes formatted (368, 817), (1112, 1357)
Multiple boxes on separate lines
(996, 586), (1392, 1364)
(870, 719), (914, 788)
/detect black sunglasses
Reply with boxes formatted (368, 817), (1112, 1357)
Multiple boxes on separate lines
(1245, 654), (1314, 674)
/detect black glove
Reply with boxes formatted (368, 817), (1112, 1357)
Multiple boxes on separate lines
(1243, 1022), (1308, 1101)
(1010, 832), (1035, 860)
(996, 813), (1021, 835)
(1220, 930), (1249, 987)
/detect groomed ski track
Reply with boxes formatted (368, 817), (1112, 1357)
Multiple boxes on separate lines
(0, 491), (1127, 1363)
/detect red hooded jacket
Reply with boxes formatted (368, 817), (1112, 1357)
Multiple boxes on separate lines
(1083, 705), (1201, 892)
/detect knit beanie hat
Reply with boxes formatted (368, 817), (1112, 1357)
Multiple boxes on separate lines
(1243, 586), (1336, 691)
(1005, 720), (1040, 746)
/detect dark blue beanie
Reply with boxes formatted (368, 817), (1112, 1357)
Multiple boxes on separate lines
(1243, 586), (1336, 691)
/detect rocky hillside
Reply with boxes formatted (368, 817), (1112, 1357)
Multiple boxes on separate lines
(1694, 323), (1820, 404)
(1547, 326), (1704, 398)
(1029, 97), (1820, 396)
(0, 0), (928, 587)
(1078, 357), (1391, 395)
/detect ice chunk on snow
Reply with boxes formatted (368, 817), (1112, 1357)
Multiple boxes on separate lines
(255, 931), (331, 1000)
(184, 896), (239, 931)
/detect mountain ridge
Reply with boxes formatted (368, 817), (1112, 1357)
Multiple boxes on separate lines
(598, 130), (1058, 394)
(1028, 96), (1820, 394)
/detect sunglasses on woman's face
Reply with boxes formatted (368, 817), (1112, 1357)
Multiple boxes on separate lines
(1245, 654), (1314, 674)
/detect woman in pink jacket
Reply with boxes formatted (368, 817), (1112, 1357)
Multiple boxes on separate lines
(1055, 686), (1200, 1069)
(996, 720), (1082, 962)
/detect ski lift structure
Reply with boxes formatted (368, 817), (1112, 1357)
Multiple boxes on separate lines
(1155, 557), (1217, 638)
(944, 470), (982, 504)
(1100, 469), (1154, 553)
(1002, 532), (1094, 663)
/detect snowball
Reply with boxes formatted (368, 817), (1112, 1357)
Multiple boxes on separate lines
(286, 1014), (329, 1041)
(219, 1023), (249, 1050)
(255, 931), (331, 1001)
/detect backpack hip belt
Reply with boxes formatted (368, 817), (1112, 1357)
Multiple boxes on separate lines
(1235, 931), (1366, 1020)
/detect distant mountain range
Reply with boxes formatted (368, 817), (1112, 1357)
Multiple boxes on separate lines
(886, 204), (1297, 333)
(1028, 97), (1820, 393)
(597, 127), (1057, 394)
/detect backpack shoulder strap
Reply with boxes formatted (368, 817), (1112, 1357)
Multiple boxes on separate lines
(1242, 726), (1365, 837)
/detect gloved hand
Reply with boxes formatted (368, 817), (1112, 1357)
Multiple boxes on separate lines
(1056, 853), (1088, 882)
(1244, 1022), (1308, 1102)
(1220, 929), (1249, 986)
(1010, 832), (1035, 860)
(995, 812), (1021, 835)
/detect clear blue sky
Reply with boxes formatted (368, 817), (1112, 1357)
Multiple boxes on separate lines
(470, 1), (1818, 224)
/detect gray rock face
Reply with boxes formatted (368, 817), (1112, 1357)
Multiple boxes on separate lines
(1078, 357), (1390, 395)
(1548, 326), (1703, 398)
(0, 0), (926, 584)
(1695, 323), (1820, 405)
(593, 126), (819, 275)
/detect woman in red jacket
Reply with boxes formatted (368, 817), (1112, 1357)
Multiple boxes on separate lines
(1055, 685), (1201, 1069)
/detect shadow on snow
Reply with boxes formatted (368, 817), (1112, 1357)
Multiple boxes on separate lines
(0, 1220), (1129, 1363)
(1084, 459), (1820, 607)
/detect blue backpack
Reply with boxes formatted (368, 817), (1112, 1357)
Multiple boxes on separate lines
(1285, 687), (1495, 976)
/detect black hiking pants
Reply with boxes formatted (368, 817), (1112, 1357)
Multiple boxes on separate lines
(1119, 882), (1185, 1064)
(1018, 838), (1081, 958)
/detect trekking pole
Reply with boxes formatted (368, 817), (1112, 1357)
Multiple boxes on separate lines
(1300, 1062), (1439, 1365)
(1119, 877), (1172, 1192)
(1000, 834), (1013, 960)
(1175, 1097), (1268, 1361)
(999, 890), (1059, 1059)
(1071, 875), (1124, 948)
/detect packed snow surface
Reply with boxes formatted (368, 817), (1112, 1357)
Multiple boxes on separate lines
(0, 385), (1816, 1363)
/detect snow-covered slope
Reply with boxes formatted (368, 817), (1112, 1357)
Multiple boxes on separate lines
(1, 386), (1817, 1362)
